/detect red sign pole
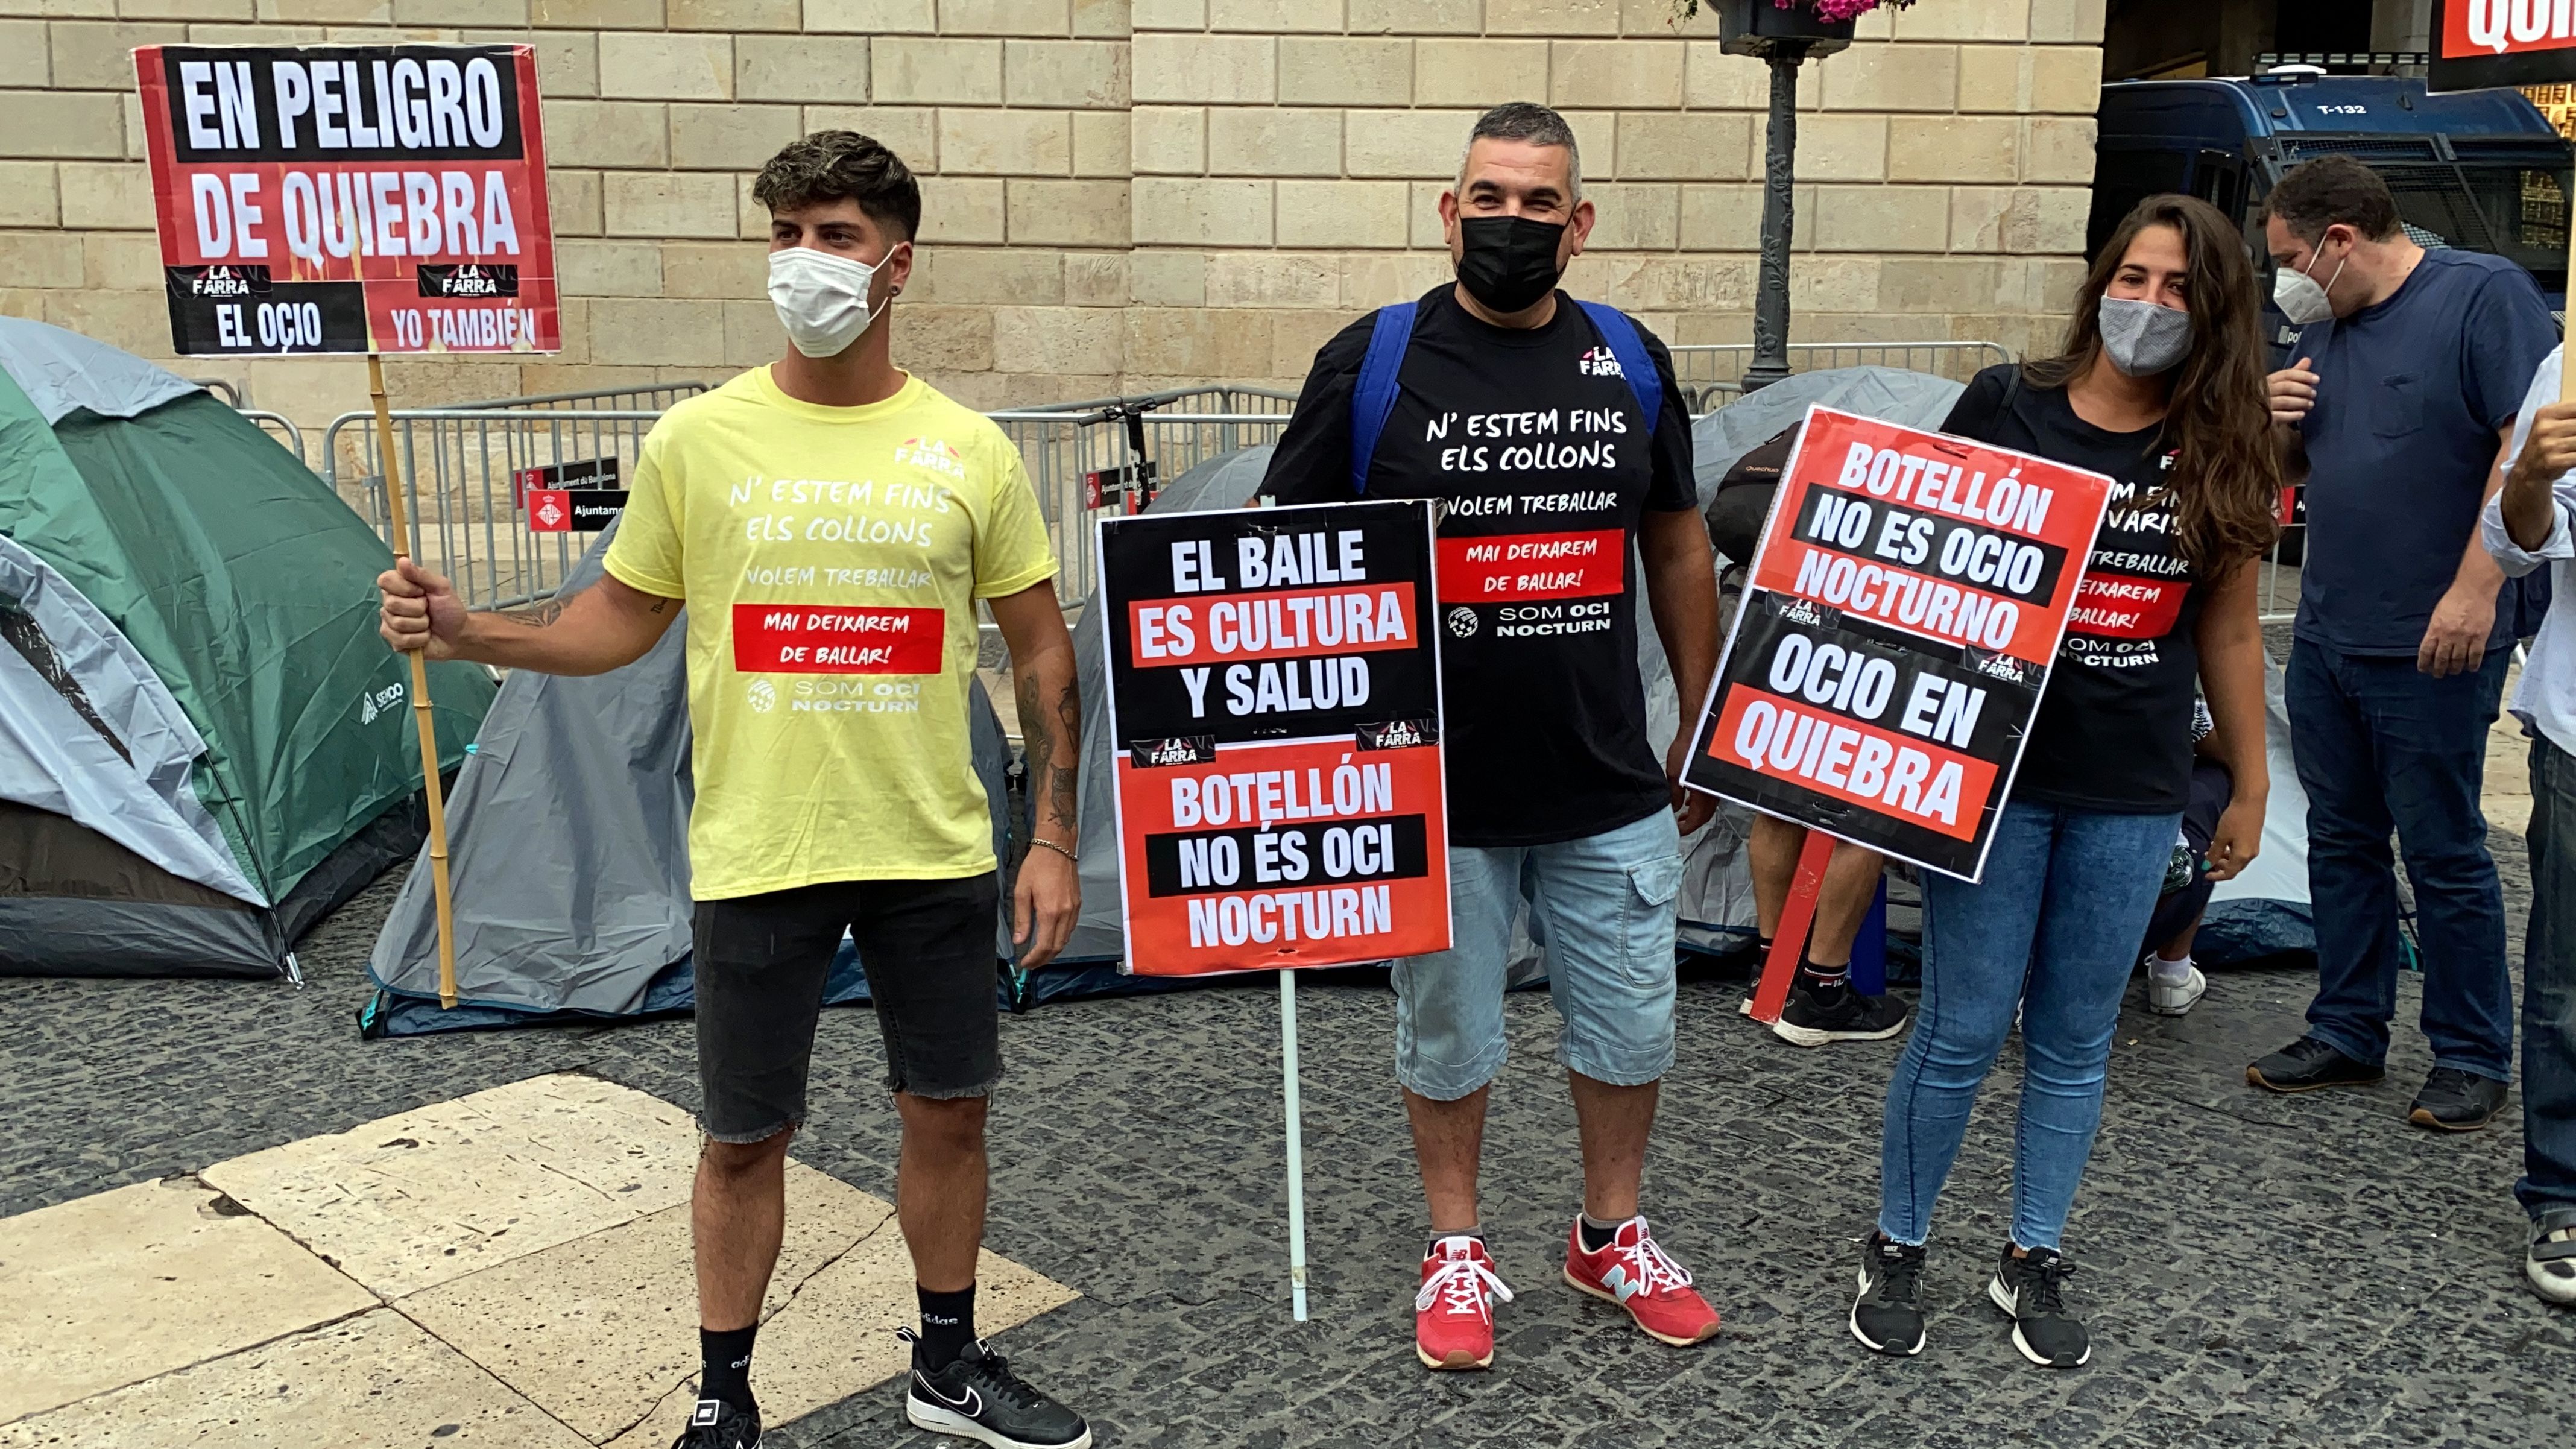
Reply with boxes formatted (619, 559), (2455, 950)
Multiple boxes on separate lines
(1749, 831), (1834, 1024)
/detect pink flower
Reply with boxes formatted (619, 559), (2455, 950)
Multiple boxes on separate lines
(1773, 0), (1909, 20)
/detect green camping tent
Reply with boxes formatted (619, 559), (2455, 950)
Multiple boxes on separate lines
(0, 317), (494, 977)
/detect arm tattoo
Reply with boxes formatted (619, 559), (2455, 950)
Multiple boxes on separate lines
(1014, 665), (1081, 844)
(492, 579), (591, 629)
(1049, 675), (1081, 833)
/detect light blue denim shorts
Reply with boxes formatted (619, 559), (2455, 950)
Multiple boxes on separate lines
(1392, 807), (1684, 1100)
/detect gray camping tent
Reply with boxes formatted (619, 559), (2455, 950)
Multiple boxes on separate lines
(362, 523), (1017, 1035)
(2201, 655), (2315, 961)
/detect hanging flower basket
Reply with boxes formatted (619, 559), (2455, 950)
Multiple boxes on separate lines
(1684, 0), (1924, 58)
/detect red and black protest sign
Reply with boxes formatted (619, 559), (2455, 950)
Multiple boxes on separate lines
(1100, 502), (1451, 976)
(2432, 1), (2576, 89)
(1681, 408), (2113, 882)
(134, 45), (558, 357)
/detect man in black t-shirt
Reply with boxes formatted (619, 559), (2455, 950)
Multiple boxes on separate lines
(1263, 102), (1723, 1372)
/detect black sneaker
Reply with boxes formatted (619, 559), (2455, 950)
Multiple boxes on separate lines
(2408, 1067), (2508, 1131)
(906, 1340), (1093, 1449)
(1987, 1245), (2088, 1368)
(1772, 980), (1911, 1048)
(2247, 1036), (2383, 1093)
(671, 1398), (760, 1449)
(1849, 1234), (1927, 1356)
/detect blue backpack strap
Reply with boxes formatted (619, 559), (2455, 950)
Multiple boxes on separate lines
(1575, 300), (1662, 432)
(1348, 301), (1418, 496)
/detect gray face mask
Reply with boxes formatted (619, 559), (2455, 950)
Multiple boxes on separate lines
(2098, 295), (2193, 377)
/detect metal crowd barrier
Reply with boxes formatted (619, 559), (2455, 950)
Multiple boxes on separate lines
(321, 384), (712, 610)
(239, 409), (308, 466)
(189, 376), (312, 464)
(327, 365), (2300, 631)
(1673, 340), (2015, 413)
(326, 407), (665, 610)
(323, 382), (1293, 613)
(991, 386), (1298, 610)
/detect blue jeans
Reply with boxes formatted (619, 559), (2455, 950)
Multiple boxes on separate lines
(1878, 801), (2179, 1251)
(1392, 808), (1683, 1100)
(2523, 734), (2576, 1220)
(2287, 637), (2513, 1080)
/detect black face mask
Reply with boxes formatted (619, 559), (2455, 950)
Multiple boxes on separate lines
(1456, 215), (1567, 314)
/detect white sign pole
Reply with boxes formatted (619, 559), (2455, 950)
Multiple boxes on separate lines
(1279, 968), (1310, 1321)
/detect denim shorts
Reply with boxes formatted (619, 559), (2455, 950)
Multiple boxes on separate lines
(1392, 808), (1684, 1100)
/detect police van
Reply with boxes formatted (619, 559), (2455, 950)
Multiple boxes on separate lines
(2092, 68), (2571, 572)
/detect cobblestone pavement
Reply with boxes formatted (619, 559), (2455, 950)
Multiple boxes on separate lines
(5, 835), (2569, 1449)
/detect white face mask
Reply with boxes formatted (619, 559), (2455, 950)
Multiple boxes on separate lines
(767, 245), (892, 358)
(2273, 247), (2346, 327)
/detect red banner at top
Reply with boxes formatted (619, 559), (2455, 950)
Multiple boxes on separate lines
(2442, 0), (2576, 60)
(1746, 408), (2112, 670)
(134, 44), (558, 356)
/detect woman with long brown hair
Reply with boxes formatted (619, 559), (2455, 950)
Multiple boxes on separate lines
(1847, 194), (2280, 1368)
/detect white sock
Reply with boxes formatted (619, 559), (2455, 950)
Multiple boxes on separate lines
(2148, 952), (2195, 984)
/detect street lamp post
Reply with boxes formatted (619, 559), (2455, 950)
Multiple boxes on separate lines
(1741, 42), (1813, 394)
(1714, 1), (1855, 393)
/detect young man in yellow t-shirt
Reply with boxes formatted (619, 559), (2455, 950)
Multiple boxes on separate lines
(377, 133), (1091, 1449)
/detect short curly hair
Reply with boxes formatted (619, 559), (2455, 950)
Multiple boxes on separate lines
(753, 131), (923, 241)
(2258, 155), (2402, 245)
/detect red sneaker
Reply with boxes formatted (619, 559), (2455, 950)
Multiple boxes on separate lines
(1415, 1234), (1514, 1370)
(1562, 1215), (1722, 1346)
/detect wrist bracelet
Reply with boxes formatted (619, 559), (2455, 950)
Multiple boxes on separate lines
(1028, 836), (1078, 864)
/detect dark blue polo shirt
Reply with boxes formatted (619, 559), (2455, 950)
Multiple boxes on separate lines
(2290, 248), (2557, 657)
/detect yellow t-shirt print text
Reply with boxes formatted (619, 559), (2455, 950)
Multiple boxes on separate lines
(605, 368), (1056, 900)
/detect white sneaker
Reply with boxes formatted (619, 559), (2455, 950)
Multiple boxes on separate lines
(2144, 957), (2206, 1017)
(2529, 1219), (2576, 1305)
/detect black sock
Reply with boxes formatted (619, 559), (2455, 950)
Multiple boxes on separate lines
(1426, 1225), (1483, 1259)
(916, 1284), (977, 1369)
(1798, 955), (1851, 993)
(699, 1324), (757, 1413)
(1579, 1214), (1626, 1252)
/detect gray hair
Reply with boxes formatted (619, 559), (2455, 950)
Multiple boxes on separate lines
(1457, 101), (1582, 201)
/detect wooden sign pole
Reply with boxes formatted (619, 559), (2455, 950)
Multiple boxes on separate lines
(367, 353), (459, 1009)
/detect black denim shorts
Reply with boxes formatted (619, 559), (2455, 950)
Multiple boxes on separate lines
(692, 873), (1002, 1143)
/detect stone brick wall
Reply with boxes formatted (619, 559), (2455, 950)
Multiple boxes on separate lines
(0, 0), (2104, 425)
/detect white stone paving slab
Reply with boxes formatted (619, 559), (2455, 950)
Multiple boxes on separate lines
(0, 1308), (589, 1449)
(200, 1073), (701, 1299)
(0, 1175), (376, 1424)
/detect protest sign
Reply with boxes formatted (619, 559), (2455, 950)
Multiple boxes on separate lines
(2432, 1), (2576, 89)
(1100, 502), (1450, 976)
(1681, 406), (2113, 882)
(133, 44), (558, 357)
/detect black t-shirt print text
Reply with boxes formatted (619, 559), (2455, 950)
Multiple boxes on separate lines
(1264, 287), (1698, 848)
(1940, 365), (2205, 815)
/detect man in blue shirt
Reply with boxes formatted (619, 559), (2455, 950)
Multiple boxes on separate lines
(2247, 156), (2555, 1131)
